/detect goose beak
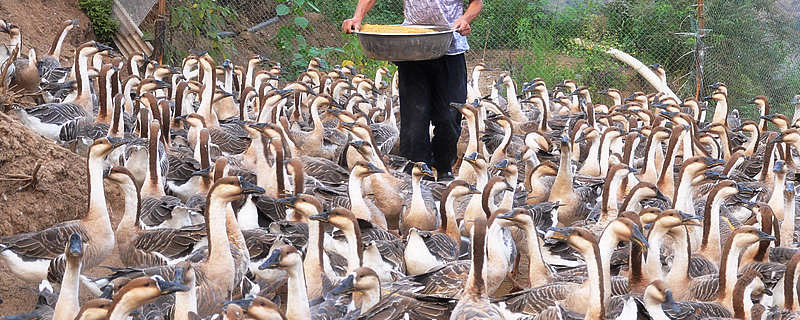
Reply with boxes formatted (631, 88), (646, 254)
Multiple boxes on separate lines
(736, 184), (754, 193)
(463, 152), (479, 164)
(492, 159), (510, 172)
(467, 184), (481, 195)
(340, 121), (356, 130)
(496, 212), (515, 221)
(598, 89), (609, 95)
(154, 80), (171, 89)
(102, 167), (112, 179)
(275, 196), (298, 208)
(258, 249), (282, 270)
(94, 42), (113, 53)
(679, 211), (703, 226)
(329, 274), (356, 296)
(349, 140), (366, 149)
(155, 277), (190, 295)
(239, 178), (265, 195)
(663, 290), (681, 314)
(309, 210), (330, 222)
(225, 298), (254, 308)
(703, 157), (725, 169)
(366, 163), (384, 174)
(760, 114), (775, 121)
(793, 96), (800, 105)
(757, 231), (776, 242)
(68, 233), (83, 257)
(247, 122), (268, 130)
(631, 226), (649, 254)
(547, 227), (573, 241)
(654, 190), (669, 202)
(420, 163), (435, 178)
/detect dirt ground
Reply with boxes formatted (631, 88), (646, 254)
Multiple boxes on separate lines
(0, 0), (94, 62)
(0, 112), (127, 314)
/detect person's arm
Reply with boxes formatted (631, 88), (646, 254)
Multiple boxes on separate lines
(452, 0), (483, 36)
(342, 0), (377, 33)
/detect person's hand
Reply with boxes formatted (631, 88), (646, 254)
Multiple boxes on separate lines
(452, 17), (471, 35)
(342, 18), (362, 34)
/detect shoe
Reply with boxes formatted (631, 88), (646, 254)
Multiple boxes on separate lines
(437, 171), (454, 182)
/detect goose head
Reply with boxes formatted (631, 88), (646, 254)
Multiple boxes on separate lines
(277, 194), (322, 219)
(209, 176), (265, 203)
(644, 280), (681, 314)
(761, 114), (789, 130)
(243, 296), (284, 320)
(411, 162), (436, 180)
(703, 90), (727, 102)
(473, 63), (493, 73)
(680, 156), (725, 180)
(497, 205), (559, 229)
(730, 226), (775, 250)
(65, 233), (85, 265)
(530, 161), (558, 177)
(351, 161), (384, 179)
(708, 82), (728, 95)
(547, 227), (596, 253)
(78, 41), (113, 58)
(75, 299), (113, 320)
(654, 209), (702, 230)
(89, 137), (130, 158)
(492, 158), (518, 177)
(638, 207), (662, 225)
(629, 182), (669, 203)
(330, 267), (380, 296)
(348, 140), (376, 159)
(605, 218), (649, 253)
(737, 120), (759, 134)
(258, 245), (302, 270)
(309, 207), (357, 232)
(111, 276), (189, 308)
(184, 113), (208, 129)
(104, 166), (136, 186)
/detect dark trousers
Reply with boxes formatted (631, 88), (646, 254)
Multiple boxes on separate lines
(396, 53), (466, 174)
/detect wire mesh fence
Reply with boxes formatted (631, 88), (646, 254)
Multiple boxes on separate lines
(153, 0), (800, 119)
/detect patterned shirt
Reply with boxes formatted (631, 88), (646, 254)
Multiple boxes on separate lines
(403, 0), (469, 55)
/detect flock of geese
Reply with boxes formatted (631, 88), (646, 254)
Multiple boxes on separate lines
(2, 17), (800, 320)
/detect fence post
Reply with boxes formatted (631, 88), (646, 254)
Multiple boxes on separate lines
(153, 0), (167, 64)
(694, 0), (705, 101)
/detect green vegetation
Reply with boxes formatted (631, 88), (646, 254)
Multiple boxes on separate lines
(78, 0), (120, 44)
(168, 0), (236, 64)
(271, 0), (342, 77)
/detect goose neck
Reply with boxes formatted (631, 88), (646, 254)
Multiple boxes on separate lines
(87, 155), (110, 224)
(205, 197), (234, 285)
(348, 174), (371, 221)
(645, 225), (669, 280)
(524, 224), (550, 286)
(285, 261), (311, 320)
(54, 258), (82, 320)
(700, 193), (725, 257)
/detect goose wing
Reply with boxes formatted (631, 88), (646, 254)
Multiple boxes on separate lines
(369, 122), (399, 155)
(131, 224), (207, 263)
(59, 117), (109, 141)
(25, 103), (88, 125)
(492, 282), (573, 315)
(0, 220), (87, 260)
(418, 231), (459, 262)
(357, 291), (456, 320)
(688, 275), (720, 301)
(300, 156), (349, 183)
(139, 196), (183, 228)
(209, 126), (250, 155)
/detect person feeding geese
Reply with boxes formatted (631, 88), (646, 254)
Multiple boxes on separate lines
(342, 0), (483, 181)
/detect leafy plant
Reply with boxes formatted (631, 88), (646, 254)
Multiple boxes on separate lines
(78, 0), (120, 44)
(271, 0), (343, 77)
(169, 0), (236, 63)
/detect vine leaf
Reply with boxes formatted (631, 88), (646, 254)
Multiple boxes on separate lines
(276, 4), (290, 16)
(294, 16), (309, 28)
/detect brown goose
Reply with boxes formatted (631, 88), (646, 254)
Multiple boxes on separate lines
(0, 137), (127, 283)
(106, 276), (189, 320)
(104, 166), (206, 267)
(329, 266), (456, 319)
(450, 215), (505, 319)
(37, 19), (78, 85)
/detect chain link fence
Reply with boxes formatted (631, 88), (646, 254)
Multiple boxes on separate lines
(149, 0), (799, 119)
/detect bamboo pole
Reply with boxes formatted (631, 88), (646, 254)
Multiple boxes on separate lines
(695, 0), (705, 101)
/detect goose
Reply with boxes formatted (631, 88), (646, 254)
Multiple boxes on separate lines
(106, 276), (189, 320)
(695, 180), (742, 263)
(546, 227), (605, 319)
(400, 162), (438, 236)
(524, 161), (557, 205)
(103, 166), (206, 266)
(1, 280), (57, 320)
(58, 63), (117, 142)
(51, 233), (83, 320)
(548, 136), (599, 226)
(0, 137), (127, 283)
(10, 42), (112, 140)
(405, 180), (478, 275)
(74, 299), (112, 320)
(137, 121), (189, 230)
(450, 215), (506, 319)
(688, 226), (775, 308)
(643, 280), (731, 319)
(9, 47), (40, 94)
(242, 296), (286, 320)
(100, 176), (265, 317)
(258, 245), (314, 320)
(329, 266), (456, 319)
(347, 161), (389, 229)
(644, 210), (701, 285)
(38, 19), (77, 86)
